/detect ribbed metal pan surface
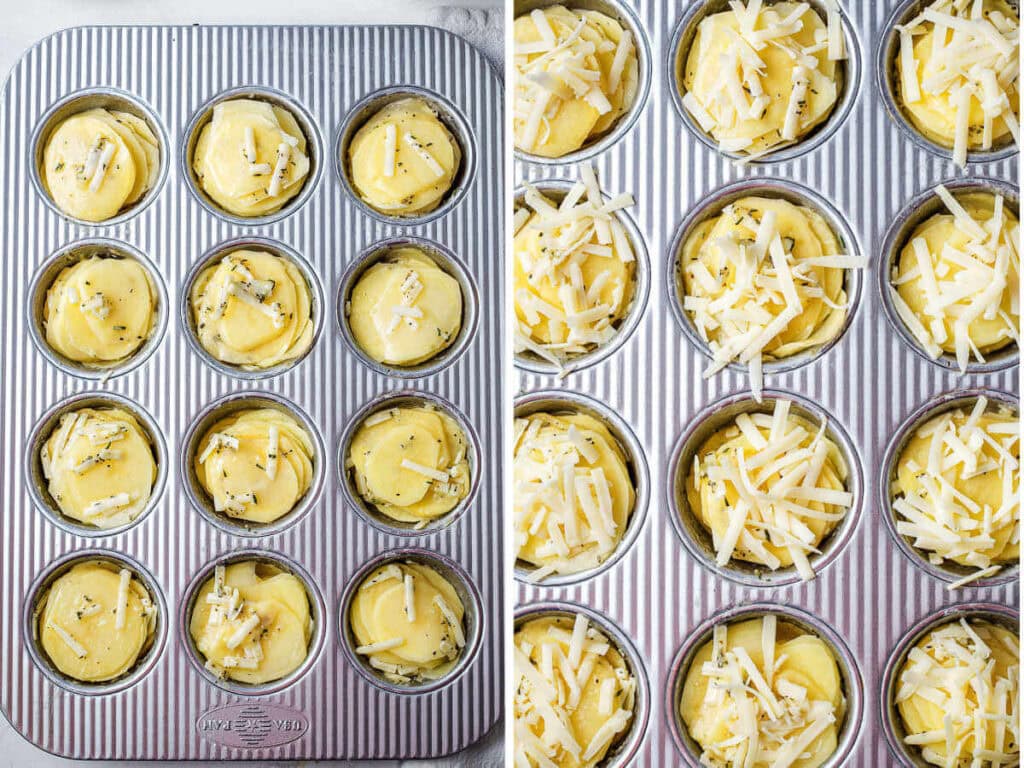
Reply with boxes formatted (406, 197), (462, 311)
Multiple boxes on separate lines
(0, 24), (503, 760)
(513, 0), (1019, 765)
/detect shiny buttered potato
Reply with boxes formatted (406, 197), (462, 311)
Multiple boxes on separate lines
(347, 404), (471, 525)
(347, 97), (461, 217)
(349, 561), (467, 685)
(42, 107), (161, 222)
(44, 255), (159, 368)
(190, 248), (315, 371)
(189, 560), (313, 684)
(514, 410), (635, 579)
(513, 613), (637, 767)
(513, 5), (639, 157)
(681, 616), (846, 768)
(681, 194), (861, 398)
(194, 408), (315, 525)
(347, 246), (462, 368)
(40, 406), (158, 529)
(37, 561), (157, 683)
(681, 1), (845, 157)
(192, 98), (311, 217)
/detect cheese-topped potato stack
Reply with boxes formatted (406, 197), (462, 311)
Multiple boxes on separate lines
(681, 616), (846, 768)
(41, 406), (158, 529)
(681, 195), (862, 399)
(37, 562), (157, 684)
(350, 561), (467, 685)
(192, 98), (311, 217)
(514, 410), (636, 580)
(889, 186), (1019, 372)
(896, 0), (1020, 167)
(347, 98), (461, 217)
(44, 255), (159, 368)
(347, 246), (463, 367)
(194, 408), (315, 525)
(896, 618), (1018, 767)
(891, 396), (1019, 586)
(681, 1), (846, 157)
(514, 613), (637, 768)
(514, 164), (636, 369)
(687, 399), (853, 581)
(190, 561), (313, 685)
(190, 249), (314, 371)
(347, 405), (471, 526)
(513, 5), (639, 158)
(42, 107), (160, 222)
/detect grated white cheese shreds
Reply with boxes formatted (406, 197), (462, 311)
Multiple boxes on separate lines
(115, 568), (131, 630)
(48, 622), (88, 658)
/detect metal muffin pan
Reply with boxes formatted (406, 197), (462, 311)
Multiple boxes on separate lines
(514, 0), (1018, 764)
(0, 24), (502, 760)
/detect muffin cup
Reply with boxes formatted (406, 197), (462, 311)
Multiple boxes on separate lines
(880, 601), (1019, 768)
(666, 388), (864, 587)
(666, 601), (864, 767)
(179, 549), (327, 696)
(24, 548), (168, 696)
(668, 0), (862, 163)
(880, 387), (1020, 588)
(337, 390), (482, 537)
(180, 390), (326, 538)
(338, 547), (484, 695)
(180, 236), (325, 380)
(335, 85), (476, 226)
(181, 85), (323, 226)
(877, 0), (1019, 165)
(26, 391), (168, 537)
(513, 179), (651, 376)
(30, 86), (169, 225)
(28, 238), (169, 380)
(336, 236), (479, 378)
(514, 600), (651, 768)
(878, 176), (1020, 374)
(667, 177), (863, 378)
(512, 388), (650, 586)
(512, 0), (653, 165)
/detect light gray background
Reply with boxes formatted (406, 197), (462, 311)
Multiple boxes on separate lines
(0, 1), (504, 766)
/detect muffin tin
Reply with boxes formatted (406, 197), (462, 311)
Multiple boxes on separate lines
(513, 0), (1018, 765)
(0, 24), (502, 760)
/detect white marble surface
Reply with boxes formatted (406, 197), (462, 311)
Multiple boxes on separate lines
(0, 0), (504, 765)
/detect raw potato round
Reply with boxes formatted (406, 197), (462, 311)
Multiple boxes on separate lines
(682, 2), (841, 156)
(513, 5), (639, 157)
(896, 619), (1019, 767)
(349, 561), (466, 684)
(347, 97), (461, 217)
(347, 405), (471, 524)
(42, 108), (161, 222)
(44, 255), (159, 367)
(892, 401), (1019, 572)
(192, 98), (311, 217)
(194, 408), (315, 525)
(687, 404), (850, 574)
(896, 0), (1019, 152)
(681, 195), (849, 363)
(190, 249), (314, 370)
(514, 411), (636, 577)
(513, 614), (636, 768)
(681, 617), (846, 768)
(189, 561), (313, 685)
(37, 562), (157, 683)
(40, 406), (158, 529)
(348, 246), (463, 367)
(894, 192), (1019, 360)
